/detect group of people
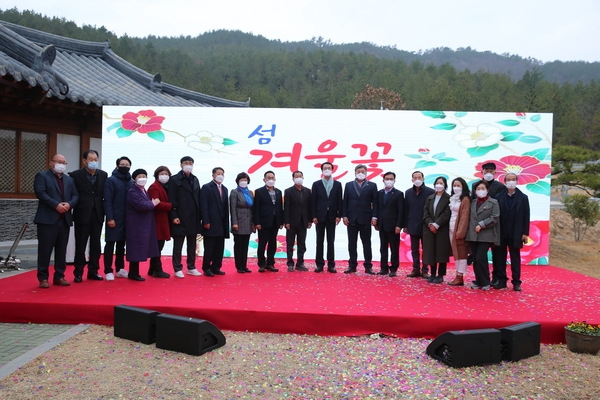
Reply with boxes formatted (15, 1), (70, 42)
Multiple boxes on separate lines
(34, 152), (529, 292)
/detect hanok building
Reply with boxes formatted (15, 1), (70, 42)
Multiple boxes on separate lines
(0, 21), (248, 242)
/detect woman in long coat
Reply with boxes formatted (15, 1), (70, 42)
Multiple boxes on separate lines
(147, 166), (172, 278)
(422, 176), (451, 283)
(448, 177), (471, 286)
(466, 180), (500, 290)
(125, 169), (160, 281)
(229, 172), (255, 273)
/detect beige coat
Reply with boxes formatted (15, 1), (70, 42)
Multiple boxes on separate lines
(450, 195), (470, 260)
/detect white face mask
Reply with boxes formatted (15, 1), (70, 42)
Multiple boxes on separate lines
(476, 189), (488, 198)
(453, 186), (462, 195)
(158, 175), (170, 184)
(87, 161), (99, 170)
(322, 169), (332, 177)
(384, 180), (394, 188)
(434, 184), (445, 192)
(265, 179), (275, 187)
(53, 163), (67, 174)
(182, 165), (193, 173)
(294, 177), (304, 185)
(356, 173), (366, 181)
(238, 181), (248, 189)
(483, 173), (494, 182)
(413, 179), (423, 187)
(215, 175), (224, 183)
(136, 178), (147, 187)
(506, 181), (517, 190)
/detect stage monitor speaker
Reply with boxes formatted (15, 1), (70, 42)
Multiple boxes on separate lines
(426, 329), (502, 368)
(155, 314), (226, 356)
(500, 322), (541, 362)
(114, 305), (160, 344)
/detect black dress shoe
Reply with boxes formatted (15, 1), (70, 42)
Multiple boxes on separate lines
(327, 267), (337, 273)
(492, 282), (507, 289)
(87, 273), (104, 281)
(243, 268), (252, 273)
(237, 269), (246, 273)
(389, 271), (397, 277)
(204, 270), (215, 277)
(213, 270), (226, 275)
(152, 271), (170, 278)
(427, 275), (436, 283)
(513, 284), (522, 292)
(314, 267), (324, 273)
(344, 268), (357, 274)
(128, 275), (146, 281)
(265, 265), (279, 272)
(406, 270), (420, 278)
(432, 276), (444, 284)
(491, 278), (500, 287)
(377, 270), (389, 275)
(365, 268), (375, 275)
(258, 267), (266, 273)
(74, 276), (83, 283)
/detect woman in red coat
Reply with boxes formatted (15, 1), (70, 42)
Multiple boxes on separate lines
(147, 166), (173, 278)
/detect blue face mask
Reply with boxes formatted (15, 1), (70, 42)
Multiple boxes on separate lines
(87, 161), (99, 170)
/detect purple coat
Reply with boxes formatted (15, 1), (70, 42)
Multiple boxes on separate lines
(125, 185), (159, 262)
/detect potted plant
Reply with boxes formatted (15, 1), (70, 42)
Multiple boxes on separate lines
(564, 321), (600, 355)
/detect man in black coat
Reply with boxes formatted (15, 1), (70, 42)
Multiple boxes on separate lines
(69, 149), (107, 282)
(168, 156), (202, 278)
(283, 171), (312, 271)
(404, 171), (435, 278)
(200, 167), (230, 276)
(33, 154), (79, 288)
(310, 162), (342, 273)
(342, 164), (378, 274)
(253, 170), (283, 272)
(376, 172), (404, 277)
(494, 173), (530, 291)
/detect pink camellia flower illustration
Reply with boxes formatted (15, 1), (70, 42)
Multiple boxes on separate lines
(453, 123), (503, 148)
(120, 110), (165, 134)
(519, 220), (549, 265)
(475, 155), (551, 184)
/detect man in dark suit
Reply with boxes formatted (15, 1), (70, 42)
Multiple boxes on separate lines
(376, 172), (404, 277)
(283, 171), (312, 272)
(253, 170), (283, 272)
(404, 171), (435, 278)
(200, 167), (230, 276)
(69, 149), (107, 282)
(33, 154), (79, 288)
(310, 162), (342, 273)
(342, 164), (378, 274)
(168, 156), (203, 278)
(494, 173), (530, 292)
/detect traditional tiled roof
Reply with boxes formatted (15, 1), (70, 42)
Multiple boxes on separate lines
(0, 21), (249, 108)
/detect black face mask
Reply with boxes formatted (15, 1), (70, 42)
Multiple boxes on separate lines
(118, 166), (130, 174)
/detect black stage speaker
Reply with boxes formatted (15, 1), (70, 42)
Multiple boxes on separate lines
(155, 314), (226, 356)
(114, 305), (160, 344)
(500, 322), (541, 362)
(426, 329), (502, 368)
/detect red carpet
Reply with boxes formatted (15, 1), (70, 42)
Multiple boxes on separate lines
(0, 257), (598, 344)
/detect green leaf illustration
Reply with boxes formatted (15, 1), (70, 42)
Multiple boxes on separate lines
(497, 119), (520, 127)
(106, 121), (121, 132)
(415, 160), (437, 169)
(425, 174), (448, 185)
(526, 181), (550, 196)
(466, 144), (499, 157)
(528, 256), (549, 265)
(518, 135), (542, 144)
(501, 131), (523, 142)
(404, 154), (423, 159)
(530, 114), (541, 122)
(248, 241), (259, 249)
(223, 138), (238, 146)
(454, 112), (467, 117)
(523, 148), (550, 161)
(439, 157), (457, 162)
(147, 130), (165, 142)
(116, 128), (133, 138)
(432, 152), (446, 159)
(421, 111), (446, 119)
(430, 123), (457, 130)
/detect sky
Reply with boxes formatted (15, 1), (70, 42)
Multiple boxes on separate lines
(1, 0), (599, 62)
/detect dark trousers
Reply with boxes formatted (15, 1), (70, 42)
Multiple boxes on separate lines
(496, 240), (522, 285)
(233, 233), (250, 271)
(149, 240), (166, 274)
(315, 218), (336, 268)
(379, 229), (400, 272)
(202, 236), (225, 272)
(409, 234), (427, 273)
(490, 246), (503, 282)
(103, 240), (125, 274)
(36, 219), (70, 282)
(128, 261), (141, 278)
(430, 263), (448, 277)
(286, 225), (307, 266)
(470, 241), (492, 286)
(257, 219), (279, 267)
(172, 235), (198, 272)
(73, 215), (102, 278)
(347, 222), (372, 269)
